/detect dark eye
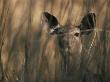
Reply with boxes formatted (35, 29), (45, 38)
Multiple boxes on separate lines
(74, 33), (80, 37)
(54, 28), (65, 34)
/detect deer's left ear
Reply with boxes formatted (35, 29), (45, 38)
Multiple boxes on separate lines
(42, 12), (59, 29)
(42, 12), (62, 34)
(79, 12), (96, 35)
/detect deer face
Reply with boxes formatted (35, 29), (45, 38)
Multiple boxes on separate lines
(42, 12), (96, 55)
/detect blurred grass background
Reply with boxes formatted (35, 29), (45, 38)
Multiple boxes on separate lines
(0, 0), (110, 82)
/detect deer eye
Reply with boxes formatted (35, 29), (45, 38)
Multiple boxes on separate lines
(54, 28), (65, 34)
(74, 32), (80, 37)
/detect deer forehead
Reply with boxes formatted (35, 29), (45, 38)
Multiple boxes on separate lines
(61, 28), (80, 41)
(67, 27), (80, 34)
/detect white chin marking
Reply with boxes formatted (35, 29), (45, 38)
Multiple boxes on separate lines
(50, 29), (55, 34)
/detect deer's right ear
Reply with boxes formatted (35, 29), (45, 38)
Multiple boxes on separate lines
(42, 12), (59, 29)
(79, 12), (96, 35)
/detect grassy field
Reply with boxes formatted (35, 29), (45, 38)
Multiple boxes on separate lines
(0, 0), (110, 82)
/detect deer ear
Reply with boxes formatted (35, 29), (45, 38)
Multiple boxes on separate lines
(79, 12), (96, 35)
(42, 12), (59, 29)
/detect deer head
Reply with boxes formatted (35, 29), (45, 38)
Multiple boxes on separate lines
(42, 11), (96, 54)
(42, 11), (96, 81)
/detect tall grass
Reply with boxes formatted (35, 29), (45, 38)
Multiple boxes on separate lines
(0, 0), (110, 82)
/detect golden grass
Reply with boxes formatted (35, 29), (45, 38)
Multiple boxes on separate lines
(0, 0), (110, 82)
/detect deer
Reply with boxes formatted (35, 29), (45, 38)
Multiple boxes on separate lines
(41, 11), (96, 82)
